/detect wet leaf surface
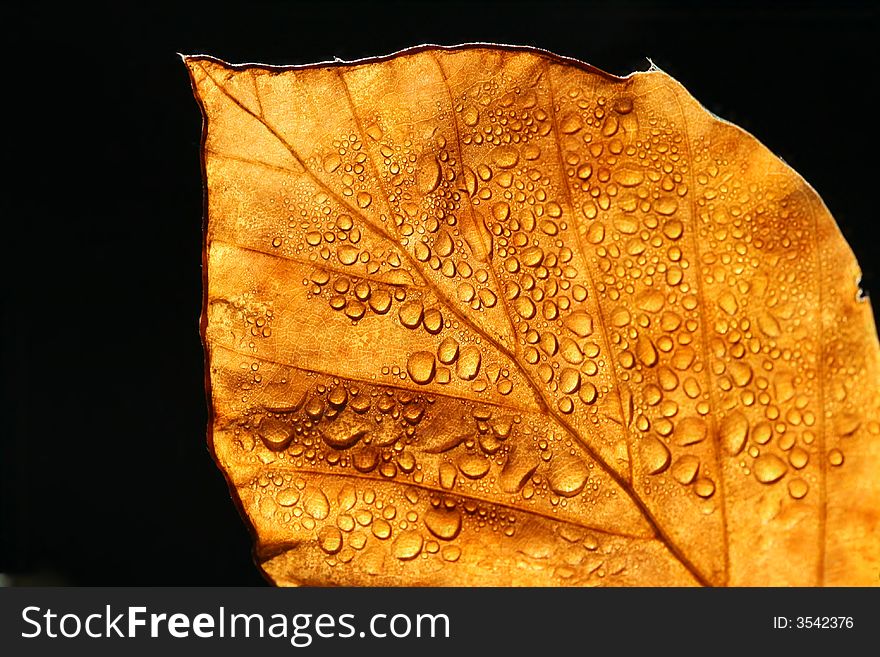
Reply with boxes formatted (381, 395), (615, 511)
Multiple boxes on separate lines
(186, 46), (879, 586)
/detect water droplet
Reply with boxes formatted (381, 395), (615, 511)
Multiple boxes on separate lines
(671, 455), (699, 484)
(636, 289), (665, 313)
(305, 397), (325, 421)
(636, 336), (658, 367)
(514, 296), (536, 319)
(789, 446), (809, 469)
(462, 105), (479, 127)
(753, 421), (772, 444)
(337, 245), (359, 266)
(754, 453), (787, 483)
(559, 337), (584, 364)
(344, 301), (365, 320)
(718, 291), (738, 315)
(303, 487), (330, 519)
(317, 526), (343, 554)
(366, 124), (383, 140)
(827, 448), (844, 466)
(479, 288), (497, 308)
(457, 282), (476, 303)
(439, 462), (457, 490)
(492, 202), (510, 222)
(322, 420), (368, 450)
(414, 241), (431, 262)
(361, 546), (385, 575)
(548, 456), (589, 497)
(398, 300), (424, 329)
(610, 306), (631, 327)
(615, 168), (643, 187)
(729, 361), (753, 387)
(654, 197), (678, 216)
(417, 155), (442, 194)
(521, 245), (544, 267)
(369, 289), (392, 315)
(434, 229), (454, 257)
(492, 145), (519, 168)
(457, 454), (490, 479)
(323, 154), (341, 173)
(756, 311), (781, 338)
(720, 411), (748, 456)
(424, 506), (462, 540)
(407, 351), (436, 385)
(423, 308), (443, 334)
(578, 382), (598, 404)
(614, 216), (639, 234)
(259, 421), (293, 451)
(541, 220), (559, 236)
(694, 476), (715, 498)
(602, 114), (619, 137)
(675, 417), (707, 446)
(372, 518), (392, 539)
(563, 311), (593, 337)
(437, 337), (459, 364)
(402, 403), (425, 425)
(350, 395), (371, 414)
(642, 436), (671, 474)
(456, 345), (482, 380)
(441, 545), (461, 562)
(559, 113), (582, 134)
(836, 413), (861, 437)
(392, 530), (424, 560)
(788, 478), (809, 499)
(662, 219), (683, 240)
(353, 446), (379, 472)
(277, 488), (300, 507)
(559, 368), (581, 394)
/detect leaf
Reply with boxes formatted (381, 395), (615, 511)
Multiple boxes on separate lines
(185, 46), (880, 586)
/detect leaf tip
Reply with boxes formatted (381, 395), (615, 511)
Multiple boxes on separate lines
(179, 53), (218, 75)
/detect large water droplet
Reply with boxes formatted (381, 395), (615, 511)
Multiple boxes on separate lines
(398, 300), (424, 329)
(671, 455), (699, 484)
(754, 453), (787, 483)
(720, 411), (748, 456)
(642, 437), (671, 475)
(322, 419), (368, 449)
(548, 456), (589, 497)
(303, 487), (330, 519)
(407, 351), (436, 385)
(563, 311), (593, 337)
(392, 530), (424, 560)
(317, 526), (343, 554)
(675, 417), (707, 446)
(424, 506), (462, 540)
(457, 454), (490, 479)
(417, 154), (442, 194)
(456, 346), (482, 380)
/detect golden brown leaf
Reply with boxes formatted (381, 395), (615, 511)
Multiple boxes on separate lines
(185, 46), (880, 586)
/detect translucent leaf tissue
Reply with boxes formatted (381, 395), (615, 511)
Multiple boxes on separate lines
(185, 45), (880, 586)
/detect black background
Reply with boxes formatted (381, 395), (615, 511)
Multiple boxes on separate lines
(2, 1), (878, 585)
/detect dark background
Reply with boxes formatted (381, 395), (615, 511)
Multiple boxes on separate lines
(2, 1), (877, 585)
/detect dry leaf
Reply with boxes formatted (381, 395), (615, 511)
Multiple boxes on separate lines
(185, 46), (880, 586)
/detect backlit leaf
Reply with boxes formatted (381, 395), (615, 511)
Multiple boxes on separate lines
(185, 46), (880, 586)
